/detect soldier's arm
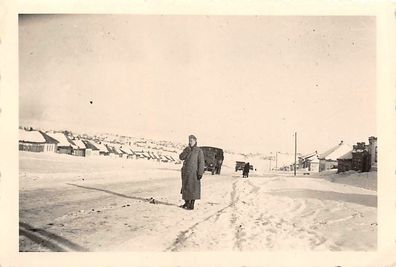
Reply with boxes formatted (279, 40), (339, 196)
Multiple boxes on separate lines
(179, 147), (191, 160)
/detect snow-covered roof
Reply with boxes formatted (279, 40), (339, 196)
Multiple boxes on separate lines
(82, 140), (99, 150)
(125, 145), (136, 153)
(119, 146), (132, 154)
(113, 146), (122, 154)
(46, 132), (72, 147)
(93, 142), (109, 153)
(105, 144), (118, 154)
(320, 143), (352, 161)
(299, 151), (317, 159)
(19, 129), (45, 143)
(40, 131), (59, 144)
(72, 139), (86, 149)
(338, 150), (353, 160)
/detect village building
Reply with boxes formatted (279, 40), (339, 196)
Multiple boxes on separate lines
(46, 132), (74, 154)
(119, 146), (132, 158)
(105, 144), (119, 158)
(337, 136), (377, 173)
(134, 150), (148, 159)
(123, 145), (137, 159)
(298, 151), (319, 172)
(40, 131), (59, 152)
(82, 140), (100, 156)
(69, 138), (86, 157)
(337, 150), (353, 173)
(318, 141), (352, 172)
(19, 129), (46, 152)
(149, 151), (160, 161)
(351, 142), (370, 172)
(93, 142), (109, 156)
(112, 145), (123, 158)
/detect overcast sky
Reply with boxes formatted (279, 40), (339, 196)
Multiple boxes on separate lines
(19, 15), (376, 154)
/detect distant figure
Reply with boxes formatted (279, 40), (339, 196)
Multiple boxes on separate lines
(179, 135), (205, 210)
(243, 162), (250, 178)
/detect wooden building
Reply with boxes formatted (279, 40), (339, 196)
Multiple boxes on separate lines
(69, 138), (86, 157)
(82, 140), (100, 156)
(19, 129), (46, 152)
(40, 131), (59, 152)
(351, 142), (370, 172)
(337, 151), (353, 173)
(318, 141), (352, 172)
(46, 132), (74, 154)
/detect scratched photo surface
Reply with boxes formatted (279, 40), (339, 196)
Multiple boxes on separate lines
(18, 15), (377, 252)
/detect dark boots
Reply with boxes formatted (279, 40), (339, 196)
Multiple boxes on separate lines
(180, 200), (188, 209)
(181, 200), (195, 210)
(187, 200), (195, 210)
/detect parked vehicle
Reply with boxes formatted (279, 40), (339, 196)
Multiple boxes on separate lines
(235, 161), (245, 172)
(235, 161), (253, 172)
(200, 146), (224, 175)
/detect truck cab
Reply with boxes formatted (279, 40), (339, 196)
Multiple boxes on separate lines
(200, 146), (224, 175)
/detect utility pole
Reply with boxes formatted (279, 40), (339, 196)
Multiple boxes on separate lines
(275, 152), (278, 171)
(294, 132), (297, 176)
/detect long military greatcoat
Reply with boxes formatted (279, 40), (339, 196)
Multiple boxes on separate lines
(179, 145), (205, 200)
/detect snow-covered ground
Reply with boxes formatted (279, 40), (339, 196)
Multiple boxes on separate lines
(19, 151), (377, 252)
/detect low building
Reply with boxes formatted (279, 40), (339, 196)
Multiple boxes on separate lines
(298, 151), (319, 172)
(338, 137), (377, 173)
(105, 144), (119, 158)
(351, 142), (370, 172)
(82, 140), (100, 156)
(94, 142), (109, 156)
(337, 150), (353, 173)
(69, 138), (86, 157)
(40, 131), (59, 152)
(112, 145), (123, 158)
(119, 146), (132, 158)
(309, 156), (320, 172)
(47, 132), (73, 154)
(318, 141), (352, 172)
(19, 129), (46, 152)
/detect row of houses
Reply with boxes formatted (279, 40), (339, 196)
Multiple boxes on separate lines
(19, 129), (179, 163)
(281, 136), (377, 173)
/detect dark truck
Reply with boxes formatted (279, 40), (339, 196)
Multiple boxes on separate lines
(235, 161), (254, 172)
(200, 146), (224, 175)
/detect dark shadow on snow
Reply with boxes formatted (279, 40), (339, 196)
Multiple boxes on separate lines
(66, 183), (179, 207)
(268, 189), (377, 208)
(19, 222), (88, 252)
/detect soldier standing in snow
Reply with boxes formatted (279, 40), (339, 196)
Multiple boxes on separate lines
(243, 162), (250, 178)
(179, 135), (205, 210)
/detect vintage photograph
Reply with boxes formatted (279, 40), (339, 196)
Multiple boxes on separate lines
(19, 15), (377, 252)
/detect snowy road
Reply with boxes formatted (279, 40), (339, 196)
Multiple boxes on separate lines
(19, 152), (377, 252)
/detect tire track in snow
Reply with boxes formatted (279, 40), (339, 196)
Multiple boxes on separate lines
(166, 178), (341, 251)
(230, 179), (262, 251)
(19, 222), (88, 252)
(166, 180), (240, 252)
(230, 180), (242, 250)
(167, 178), (303, 251)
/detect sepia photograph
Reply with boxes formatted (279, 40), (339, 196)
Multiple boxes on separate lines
(18, 14), (378, 253)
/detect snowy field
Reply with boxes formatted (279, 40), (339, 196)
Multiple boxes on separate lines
(19, 151), (377, 252)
